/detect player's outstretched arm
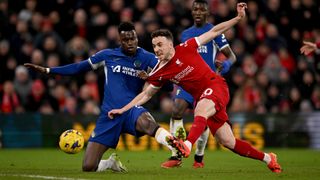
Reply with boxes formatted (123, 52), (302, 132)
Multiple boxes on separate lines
(24, 60), (92, 75)
(197, 2), (247, 46)
(108, 84), (159, 119)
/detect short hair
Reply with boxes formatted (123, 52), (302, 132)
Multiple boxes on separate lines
(118, 22), (135, 33)
(193, 0), (208, 5)
(151, 29), (173, 42)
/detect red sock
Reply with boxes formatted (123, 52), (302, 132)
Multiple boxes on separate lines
(187, 116), (207, 144)
(232, 139), (264, 161)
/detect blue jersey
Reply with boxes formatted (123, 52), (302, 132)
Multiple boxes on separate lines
(50, 46), (158, 147)
(176, 23), (229, 107)
(88, 47), (157, 147)
(88, 47), (157, 112)
(181, 23), (229, 72)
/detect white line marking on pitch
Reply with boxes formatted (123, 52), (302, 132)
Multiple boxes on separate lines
(0, 173), (90, 180)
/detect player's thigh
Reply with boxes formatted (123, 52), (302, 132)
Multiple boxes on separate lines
(215, 122), (236, 149)
(135, 111), (159, 136)
(123, 106), (157, 136)
(194, 98), (216, 118)
(83, 141), (109, 169)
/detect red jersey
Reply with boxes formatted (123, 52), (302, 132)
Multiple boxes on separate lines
(147, 38), (220, 100)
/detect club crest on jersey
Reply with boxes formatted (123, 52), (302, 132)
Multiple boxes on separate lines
(134, 60), (142, 68)
(175, 59), (183, 66)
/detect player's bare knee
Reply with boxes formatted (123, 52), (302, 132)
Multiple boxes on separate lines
(146, 121), (159, 136)
(82, 162), (96, 172)
(194, 100), (216, 118)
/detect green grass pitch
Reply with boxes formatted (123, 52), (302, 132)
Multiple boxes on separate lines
(0, 148), (319, 180)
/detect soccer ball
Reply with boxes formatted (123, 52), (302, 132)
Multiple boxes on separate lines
(59, 129), (84, 154)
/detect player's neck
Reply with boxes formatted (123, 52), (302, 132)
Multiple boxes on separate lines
(121, 48), (136, 57)
(195, 22), (207, 28)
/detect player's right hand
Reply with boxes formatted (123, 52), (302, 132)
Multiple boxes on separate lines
(108, 109), (124, 119)
(237, 2), (247, 19)
(24, 63), (48, 74)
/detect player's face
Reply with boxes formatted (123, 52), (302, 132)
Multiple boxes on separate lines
(192, 2), (209, 27)
(119, 30), (138, 56)
(152, 36), (173, 62)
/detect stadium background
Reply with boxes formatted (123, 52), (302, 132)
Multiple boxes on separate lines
(0, 0), (320, 150)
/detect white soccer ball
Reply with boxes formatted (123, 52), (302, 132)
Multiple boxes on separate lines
(59, 129), (84, 154)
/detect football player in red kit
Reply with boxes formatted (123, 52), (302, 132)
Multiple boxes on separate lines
(108, 3), (281, 173)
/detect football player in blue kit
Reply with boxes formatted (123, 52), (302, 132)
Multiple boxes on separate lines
(25, 22), (174, 172)
(161, 0), (237, 169)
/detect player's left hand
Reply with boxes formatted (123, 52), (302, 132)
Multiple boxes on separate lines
(215, 60), (232, 75)
(138, 70), (148, 80)
(108, 109), (124, 119)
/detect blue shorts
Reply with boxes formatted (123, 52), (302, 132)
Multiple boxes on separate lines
(174, 86), (195, 109)
(89, 106), (147, 148)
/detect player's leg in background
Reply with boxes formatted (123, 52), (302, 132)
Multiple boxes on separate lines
(135, 111), (173, 149)
(214, 122), (282, 173)
(193, 127), (209, 168)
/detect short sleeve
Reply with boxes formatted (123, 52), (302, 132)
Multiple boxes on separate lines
(181, 38), (199, 50)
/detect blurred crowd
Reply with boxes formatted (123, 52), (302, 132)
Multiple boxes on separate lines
(0, 0), (319, 115)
